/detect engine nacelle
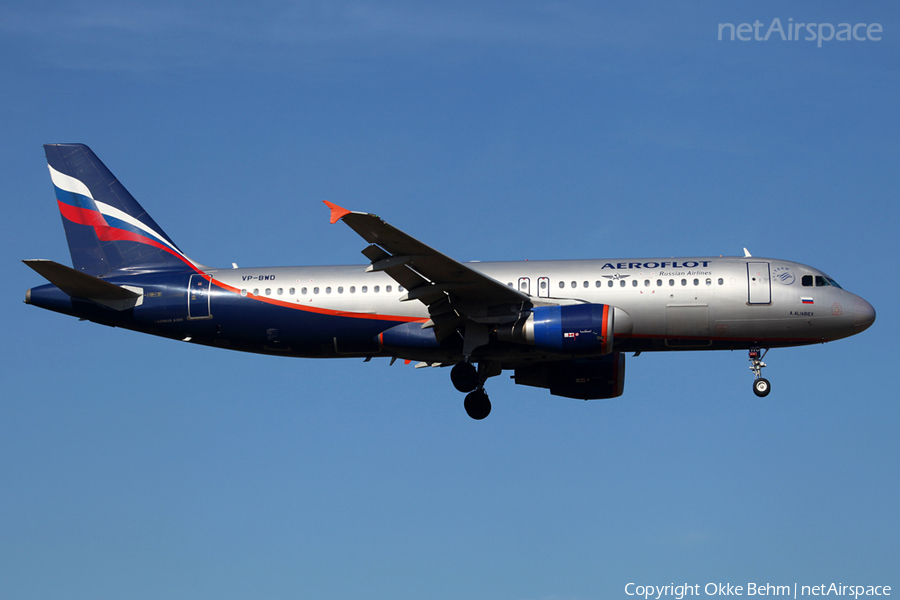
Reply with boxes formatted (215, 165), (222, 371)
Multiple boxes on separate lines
(513, 353), (626, 400)
(497, 304), (616, 355)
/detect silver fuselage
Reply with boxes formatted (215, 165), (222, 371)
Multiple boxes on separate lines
(206, 255), (874, 359)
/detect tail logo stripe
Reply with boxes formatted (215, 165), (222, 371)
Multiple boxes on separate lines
(49, 165), (196, 267)
(57, 200), (109, 229)
(97, 201), (180, 253)
(57, 199), (199, 271)
(47, 164), (92, 200)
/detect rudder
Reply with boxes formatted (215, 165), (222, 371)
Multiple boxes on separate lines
(45, 143), (198, 276)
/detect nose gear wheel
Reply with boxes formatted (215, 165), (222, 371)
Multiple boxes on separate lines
(749, 346), (771, 397)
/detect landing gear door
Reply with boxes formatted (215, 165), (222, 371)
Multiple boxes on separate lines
(188, 274), (213, 319)
(747, 262), (771, 305)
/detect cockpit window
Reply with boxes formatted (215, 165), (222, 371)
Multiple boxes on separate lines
(809, 275), (843, 289)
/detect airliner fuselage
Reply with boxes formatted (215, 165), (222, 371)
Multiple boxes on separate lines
(28, 257), (870, 356)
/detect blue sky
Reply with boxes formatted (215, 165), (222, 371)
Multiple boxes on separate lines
(2, 2), (898, 599)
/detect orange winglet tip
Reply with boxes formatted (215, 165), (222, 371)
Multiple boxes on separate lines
(323, 200), (352, 224)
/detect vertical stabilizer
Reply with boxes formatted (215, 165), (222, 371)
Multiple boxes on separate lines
(44, 143), (199, 276)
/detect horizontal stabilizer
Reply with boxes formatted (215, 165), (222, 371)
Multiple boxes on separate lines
(23, 259), (140, 300)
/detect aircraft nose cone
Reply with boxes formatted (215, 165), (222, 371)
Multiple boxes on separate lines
(853, 297), (876, 332)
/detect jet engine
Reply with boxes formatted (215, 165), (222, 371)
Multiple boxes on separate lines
(497, 304), (619, 355)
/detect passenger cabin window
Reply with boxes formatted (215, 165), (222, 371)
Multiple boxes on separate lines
(608, 281), (614, 288)
(301, 287), (307, 295)
(717, 278), (724, 285)
(277, 288), (283, 295)
(620, 280), (626, 287)
(644, 279), (650, 287)
(632, 280), (638, 287)
(350, 286), (355, 293)
(362, 286), (368, 293)
(374, 285), (380, 293)
(253, 288), (259, 295)
(559, 281), (565, 289)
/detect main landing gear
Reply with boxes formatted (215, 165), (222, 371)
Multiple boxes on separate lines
(463, 389), (491, 420)
(749, 346), (771, 397)
(451, 362), (492, 420)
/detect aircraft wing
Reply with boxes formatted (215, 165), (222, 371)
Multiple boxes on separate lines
(325, 201), (532, 341)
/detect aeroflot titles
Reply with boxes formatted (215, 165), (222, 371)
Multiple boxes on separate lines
(601, 261), (713, 270)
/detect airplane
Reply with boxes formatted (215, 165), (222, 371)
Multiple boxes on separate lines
(24, 144), (876, 419)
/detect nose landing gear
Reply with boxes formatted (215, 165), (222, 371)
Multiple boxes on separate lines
(749, 346), (771, 397)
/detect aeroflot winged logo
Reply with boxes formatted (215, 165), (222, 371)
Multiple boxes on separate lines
(772, 266), (795, 285)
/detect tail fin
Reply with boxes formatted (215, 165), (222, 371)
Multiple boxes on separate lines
(44, 144), (200, 276)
